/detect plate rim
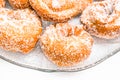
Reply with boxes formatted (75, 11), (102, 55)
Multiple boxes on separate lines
(0, 47), (120, 72)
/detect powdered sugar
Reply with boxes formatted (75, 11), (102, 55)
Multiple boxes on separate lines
(40, 23), (93, 66)
(0, 8), (42, 53)
(52, 0), (61, 8)
(81, 0), (120, 39)
(30, 0), (92, 22)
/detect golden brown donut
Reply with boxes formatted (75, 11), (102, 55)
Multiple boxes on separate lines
(40, 23), (93, 67)
(0, 0), (5, 8)
(8, 0), (29, 9)
(29, 0), (93, 22)
(81, 0), (120, 39)
(94, 0), (104, 1)
(0, 8), (42, 53)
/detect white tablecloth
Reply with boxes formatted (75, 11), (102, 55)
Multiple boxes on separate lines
(0, 52), (120, 80)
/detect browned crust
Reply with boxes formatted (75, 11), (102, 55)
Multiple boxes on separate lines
(81, 0), (120, 39)
(40, 23), (93, 67)
(8, 0), (29, 9)
(0, 8), (42, 53)
(29, 0), (93, 22)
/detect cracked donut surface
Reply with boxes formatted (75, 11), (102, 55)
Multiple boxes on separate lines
(40, 23), (93, 67)
(0, 8), (42, 53)
(29, 0), (92, 22)
(81, 0), (120, 39)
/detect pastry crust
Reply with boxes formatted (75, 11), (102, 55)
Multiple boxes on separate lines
(0, 0), (5, 8)
(0, 8), (42, 53)
(8, 0), (29, 9)
(81, 0), (120, 39)
(40, 23), (93, 67)
(29, 0), (93, 22)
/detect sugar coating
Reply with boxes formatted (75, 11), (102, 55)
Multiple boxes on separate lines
(8, 0), (29, 9)
(29, 0), (93, 22)
(40, 23), (93, 67)
(52, 0), (61, 8)
(81, 0), (120, 39)
(0, 8), (42, 53)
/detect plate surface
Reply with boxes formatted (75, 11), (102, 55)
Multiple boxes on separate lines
(0, 0), (120, 72)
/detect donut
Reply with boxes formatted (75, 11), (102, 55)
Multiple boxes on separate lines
(40, 23), (93, 67)
(8, 0), (29, 9)
(94, 0), (104, 1)
(29, 0), (93, 22)
(81, 0), (120, 39)
(0, 0), (5, 8)
(0, 8), (42, 53)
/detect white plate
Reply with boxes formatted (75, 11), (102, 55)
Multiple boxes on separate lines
(0, 0), (120, 72)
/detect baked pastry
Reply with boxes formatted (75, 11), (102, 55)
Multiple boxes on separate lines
(40, 23), (93, 67)
(8, 0), (29, 9)
(0, 0), (5, 8)
(81, 0), (120, 39)
(0, 8), (42, 53)
(94, 0), (104, 1)
(29, 0), (93, 22)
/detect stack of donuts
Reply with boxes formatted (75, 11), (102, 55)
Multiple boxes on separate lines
(0, 0), (119, 67)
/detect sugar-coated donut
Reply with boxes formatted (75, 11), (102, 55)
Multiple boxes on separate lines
(81, 0), (120, 39)
(0, 0), (5, 8)
(40, 23), (93, 67)
(0, 8), (42, 53)
(8, 0), (29, 9)
(29, 0), (93, 22)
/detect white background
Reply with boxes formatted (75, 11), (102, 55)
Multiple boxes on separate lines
(0, 52), (120, 80)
